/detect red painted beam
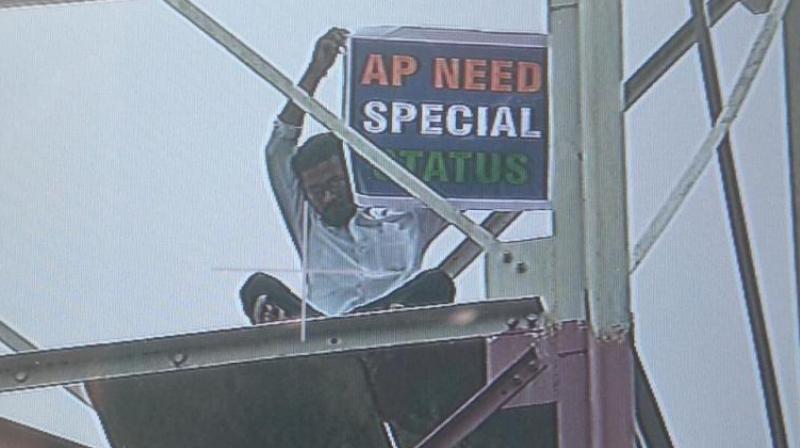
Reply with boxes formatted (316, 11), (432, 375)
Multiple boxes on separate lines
(0, 417), (91, 448)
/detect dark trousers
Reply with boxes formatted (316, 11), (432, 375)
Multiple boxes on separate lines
(239, 269), (455, 324)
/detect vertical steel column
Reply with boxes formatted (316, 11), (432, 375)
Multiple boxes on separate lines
(484, 0), (586, 322)
(549, 0), (587, 323)
(689, 1), (790, 446)
(579, 0), (635, 447)
(634, 353), (674, 448)
(783, 0), (800, 377)
(579, 0), (632, 338)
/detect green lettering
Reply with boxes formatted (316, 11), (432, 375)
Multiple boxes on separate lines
(476, 153), (502, 184)
(448, 152), (473, 183)
(504, 154), (529, 185)
(423, 151), (449, 182)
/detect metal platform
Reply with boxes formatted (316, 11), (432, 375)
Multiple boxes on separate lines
(87, 337), (556, 448)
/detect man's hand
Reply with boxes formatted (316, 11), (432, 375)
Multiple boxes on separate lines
(258, 303), (288, 323)
(307, 27), (350, 79)
(253, 294), (289, 323)
(280, 27), (350, 126)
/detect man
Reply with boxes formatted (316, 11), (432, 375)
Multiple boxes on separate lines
(241, 27), (455, 324)
(235, 30), (553, 448)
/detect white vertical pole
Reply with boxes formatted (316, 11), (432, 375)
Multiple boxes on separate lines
(579, 1), (635, 447)
(580, 0), (632, 339)
(549, 0), (587, 323)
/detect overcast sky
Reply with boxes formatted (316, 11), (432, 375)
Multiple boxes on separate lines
(0, 0), (797, 447)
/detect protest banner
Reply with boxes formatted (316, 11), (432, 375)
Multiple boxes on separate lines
(346, 27), (550, 210)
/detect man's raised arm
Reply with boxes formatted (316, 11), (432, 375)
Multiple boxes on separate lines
(278, 27), (349, 127)
(265, 27), (349, 254)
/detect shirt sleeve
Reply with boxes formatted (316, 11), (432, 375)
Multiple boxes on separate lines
(264, 119), (305, 255)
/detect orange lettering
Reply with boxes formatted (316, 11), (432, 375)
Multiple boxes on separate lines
(517, 62), (542, 93)
(490, 60), (513, 92)
(464, 59), (487, 91)
(434, 57), (460, 89)
(392, 55), (418, 86)
(361, 54), (389, 86)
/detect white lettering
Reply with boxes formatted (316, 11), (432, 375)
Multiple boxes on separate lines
(520, 107), (541, 138)
(391, 102), (417, 134)
(490, 106), (517, 137)
(446, 105), (473, 136)
(476, 106), (489, 137)
(362, 100), (388, 134)
(360, 101), (541, 140)
(420, 104), (444, 135)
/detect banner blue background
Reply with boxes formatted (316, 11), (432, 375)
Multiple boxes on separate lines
(347, 33), (549, 209)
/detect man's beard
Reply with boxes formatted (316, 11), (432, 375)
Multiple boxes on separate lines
(320, 200), (357, 227)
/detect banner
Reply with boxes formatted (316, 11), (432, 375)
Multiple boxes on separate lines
(346, 27), (550, 210)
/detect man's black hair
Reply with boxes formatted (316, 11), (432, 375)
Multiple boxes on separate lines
(291, 132), (345, 176)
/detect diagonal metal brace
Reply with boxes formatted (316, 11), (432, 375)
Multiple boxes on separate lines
(413, 340), (546, 448)
(439, 211), (522, 278)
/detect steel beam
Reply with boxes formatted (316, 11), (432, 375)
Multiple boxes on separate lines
(634, 352), (674, 448)
(549, 0), (586, 323)
(580, 0), (632, 337)
(631, 0), (791, 272)
(579, 0), (635, 446)
(0, 298), (542, 394)
(439, 212), (521, 279)
(741, 0), (774, 13)
(0, 0), (110, 7)
(0, 321), (92, 407)
(784, 0), (800, 383)
(689, 0), (789, 446)
(624, 0), (738, 110)
(0, 417), (92, 448)
(413, 343), (546, 448)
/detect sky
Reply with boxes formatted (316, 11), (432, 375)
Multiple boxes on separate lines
(0, 0), (797, 447)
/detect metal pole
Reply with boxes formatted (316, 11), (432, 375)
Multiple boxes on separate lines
(0, 321), (92, 407)
(631, 0), (791, 272)
(689, 1), (789, 446)
(624, 0), (739, 110)
(580, 0), (632, 339)
(413, 345), (546, 448)
(0, 0), (111, 7)
(783, 0), (800, 381)
(634, 352), (674, 448)
(549, 0), (587, 323)
(579, 0), (635, 446)
(439, 212), (521, 278)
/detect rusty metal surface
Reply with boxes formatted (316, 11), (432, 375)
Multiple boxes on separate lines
(413, 343), (546, 448)
(0, 417), (91, 448)
(588, 333), (635, 448)
(487, 322), (591, 447)
(88, 338), (557, 448)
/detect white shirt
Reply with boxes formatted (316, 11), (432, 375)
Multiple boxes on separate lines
(265, 120), (446, 315)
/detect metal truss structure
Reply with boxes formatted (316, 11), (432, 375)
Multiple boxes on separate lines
(0, 0), (797, 447)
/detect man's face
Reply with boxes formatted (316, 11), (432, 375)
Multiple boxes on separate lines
(299, 156), (356, 227)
